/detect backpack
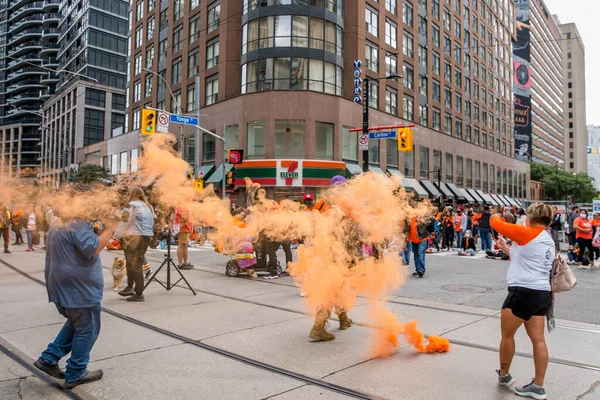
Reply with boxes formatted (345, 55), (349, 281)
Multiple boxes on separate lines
(551, 255), (577, 293)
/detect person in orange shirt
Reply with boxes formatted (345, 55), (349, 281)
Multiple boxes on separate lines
(592, 213), (600, 261)
(408, 215), (434, 277)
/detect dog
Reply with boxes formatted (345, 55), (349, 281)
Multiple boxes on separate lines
(111, 257), (127, 292)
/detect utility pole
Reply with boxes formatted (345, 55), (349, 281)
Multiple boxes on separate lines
(195, 70), (201, 176)
(362, 77), (369, 172)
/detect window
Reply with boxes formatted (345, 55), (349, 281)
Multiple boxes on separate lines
(387, 139), (398, 167)
(275, 121), (306, 157)
(433, 150), (441, 176)
(474, 127), (479, 145)
(385, 53), (397, 75)
(171, 58), (182, 84)
(187, 85), (197, 112)
(456, 156), (463, 186)
(112, 94), (125, 110)
(454, 68), (462, 87)
(315, 122), (334, 160)
(173, 25), (183, 53)
(454, 19), (461, 38)
(418, 45), (427, 68)
(205, 74), (218, 105)
(136, 0), (143, 20)
(208, 1), (220, 32)
(432, 52), (440, 75)
(111, 113), (125, 136)
(466, 159), (473, 188)
(148, 0), (154, 12)
(366, 42), (379, 72)
(455, 118), (462, 139)
(366, 7), (378, 36)
(158, 39), (167, 62)
(172, 0), (183, 20)
(145, 44), (154, 69)
(135, 25), (143, 48)
(403, 95), (414, 120)
(159, 9), (168, 31)
(189, 15), (200, 43)
(444, 86), (451, 108)
(403, 2), (413, 26)
(432, 108), (441, 130)
(206, 38), (219, 69)
(432, 24), (440, 47)
(170, 90), (181, 113)
(444, 113), (452, 135)
(445, 153), (453, 182)
(247, 121), (265, 158)
(482, 131), (487, 148)
(386, 87), (398, 115)
(120, 151), (128, 174)
(85, 89), (105, 107)
(432, 0), (439, 19)
(420, 146), (430, 178)
(419, 74), (427, 96)
(84, 108), (106, 146)
(144, 75), (152, 97)
(404, 147), (414, 177)
(134, 53), (142, 75)
(443, 34), (451, 56)
(444, 60), (451, 81)
(342, 127), (358, 161)
(418, 15), (427, 37)
(419, 104), (428, 125)
(482, 162), (488, 190)
(432, 80), (440, 102)
(188, 50), (199, 77)
(385, 20), (397, 48)
(403, 64), (413, 89)
(369, 80), (378, 108)
(225, 125), (239, 148)
(386, 0), (397, 15)
(443, 8), (450, 30)
(455, 93), (461, 113)
(147, 16), (155, 40)
(190, 0), (199, 9)
(403, 31), (413, 57)
(203, 133), (216, 162)
(368, 139), (380, 164)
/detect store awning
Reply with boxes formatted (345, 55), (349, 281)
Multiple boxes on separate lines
(434, 181), (456, 199)
(346, 163), (363, 177)
(369, 166), (387, 178)
(514, 198), (524, 207)
(498, 195), (514, 207)
(476, 189), (497, 206)
(419, 179), (441, 198)
(402, 177), (429, 199)
(466, 188), (484, 204)
(505, 196), (519, 207)
(197, 164), (215, 180)
(458, 187), (476, 203)
(446, 183), (467, 202)
(205, 164), (233, 185)
(492, 194), (510, 207)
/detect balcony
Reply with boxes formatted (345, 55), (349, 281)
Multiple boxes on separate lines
(42, 13), (61, 24)
(42, 57), (59, 67)
(7, 28), (43, 46)
(7, 53), (43, 70)
(6, 105), (43, 117)
(7, 68), (44, 82)
(43, 0), (60, 12)
(8, 15), (43, 34)
(7, 40), (42, 58)
(9, 2), (44, 22)
(40, 43), (60, 56)
(42, 28), (59, 40)
(40, 73), (59, 85)
(40, 89), (51, 100)
(8, 0), (31, 11)
(7, 91), (41, 105)
(6, 80), (44, 94)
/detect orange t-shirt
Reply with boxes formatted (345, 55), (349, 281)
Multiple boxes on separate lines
(574, 217), (593, 240)
(408, 217), (428, 244)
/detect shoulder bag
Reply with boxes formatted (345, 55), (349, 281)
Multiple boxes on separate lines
(551, 255), (577, 293)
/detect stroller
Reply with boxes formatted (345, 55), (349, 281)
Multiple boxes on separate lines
(225, 243), (282, 278)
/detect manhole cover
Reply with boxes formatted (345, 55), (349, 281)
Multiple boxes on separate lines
(442, 284), (491, 293)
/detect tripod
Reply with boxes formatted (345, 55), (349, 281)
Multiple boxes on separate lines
(144, 229), (196, 295)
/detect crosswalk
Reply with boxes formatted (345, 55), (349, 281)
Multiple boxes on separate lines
(427, 249), (488, 260)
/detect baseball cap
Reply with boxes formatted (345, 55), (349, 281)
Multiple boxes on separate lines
(303, 193), (314, 201)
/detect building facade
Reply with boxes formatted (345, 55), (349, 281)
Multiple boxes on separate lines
(125, 0), (529, 203)
(587, 125), (600, 191)
(39, 0), (129, 187)
(0, 0), (61, 178)
(558, 22), (586, 173)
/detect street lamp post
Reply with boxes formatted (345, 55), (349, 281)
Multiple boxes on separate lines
(362, 73), (402, 172)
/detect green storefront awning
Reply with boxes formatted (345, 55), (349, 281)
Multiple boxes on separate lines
(369, 166), (387, 177)
(206, 164), (233, 184)
(345, 163), (363, 177)
(197, 164), (215, 180)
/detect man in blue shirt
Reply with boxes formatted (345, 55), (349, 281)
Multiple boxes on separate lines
(34, 218), (115, 388)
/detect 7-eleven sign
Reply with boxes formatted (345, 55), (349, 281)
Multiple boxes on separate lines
(277, 160), (303, 187)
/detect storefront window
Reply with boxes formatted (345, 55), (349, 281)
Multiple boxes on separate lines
(404, 147), (414, 177)
(275, 121), (306, 157)
(131, 149), (138, 172)
(184, 136), (195, 164)
(120, 151), (128, 174)
(342, 127), (357, 161)
(247, 121), (265, 158)
(315, 122), (334, 160)
(386, 139), (398, 167)
(420, 146), (429, 178)
(445, 153), (453, 182)
(225, 125), (239, 148)
(433, 150), (441, 177)
(456, 156), (463, 186)
(368, 139), (379, 164)
(203, 133), (216, 162)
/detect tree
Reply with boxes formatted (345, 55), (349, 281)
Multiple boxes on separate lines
(530, 162), (596, 203)
(72, 164), (114, 184)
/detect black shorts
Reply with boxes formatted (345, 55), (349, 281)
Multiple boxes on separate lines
(502, 286), (552, 321)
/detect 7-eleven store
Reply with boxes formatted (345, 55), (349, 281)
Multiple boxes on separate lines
(231, 159), (348, 205)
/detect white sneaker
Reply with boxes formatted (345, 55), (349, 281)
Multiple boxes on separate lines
(300, 292), (307, 297)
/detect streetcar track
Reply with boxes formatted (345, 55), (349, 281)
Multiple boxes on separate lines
(4, 257), (600, 376)
(0, 259), (378, 400)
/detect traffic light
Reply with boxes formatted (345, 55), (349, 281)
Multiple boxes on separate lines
(398, 128), (413, 152)
(142, 109), (156, 135)
(194, 177), (204, 192)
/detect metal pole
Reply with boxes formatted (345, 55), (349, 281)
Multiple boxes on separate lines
(194, 73), (201, 176)
(555, 162), (558, 200)
(222, 122), (226, 200)
(362, 77), (369, 172)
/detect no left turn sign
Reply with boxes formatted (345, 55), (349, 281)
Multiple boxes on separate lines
(157, 112), (169, 132)
(359, 134), (369, 150)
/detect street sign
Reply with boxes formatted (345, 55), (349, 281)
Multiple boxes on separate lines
(170, 114), (199, 126)
(369, 130), (397, 139)
(353, 61), (363, 104)
(593, 198), (600, 214)
(358, 134), (369, 151)
(157, 112), (169, 133)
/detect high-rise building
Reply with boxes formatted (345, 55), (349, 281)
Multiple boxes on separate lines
(38, 0), (129, 187)
(587, 125), (600, 191)
(0, 0), (60, 180)
(558, 22), (586, 173)
(512, 0), (566, 168)
(119, 0), (529, 203)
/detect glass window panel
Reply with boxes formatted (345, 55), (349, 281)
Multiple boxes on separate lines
(275, 121), (306, 157)
(315, 122), (334, 160)
(342, 126), (358, 161)
(247, 121), (266, 158)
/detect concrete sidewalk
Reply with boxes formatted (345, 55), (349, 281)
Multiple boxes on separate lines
(1, 247), (599, 399)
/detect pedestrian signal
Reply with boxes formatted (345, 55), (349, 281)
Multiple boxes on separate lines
(142, 109), (156, 135)
(398, 128), (413, 152)
(194, 177), (204, 192)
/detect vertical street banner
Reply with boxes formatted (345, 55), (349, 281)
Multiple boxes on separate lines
(513, 0), (532, 162)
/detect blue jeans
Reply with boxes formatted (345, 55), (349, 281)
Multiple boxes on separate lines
(455, 231), (463, 249)
(411, 240), (428, 273)
(479, 228), (492, 251)
(40, 303), (101, 383)
(401, 242), (412, 265)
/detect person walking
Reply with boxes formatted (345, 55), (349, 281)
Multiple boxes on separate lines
(573, 209), (596, 269)
(479, 205), (493, 251)
(441, 209), (454, 251)
(34, 214), (116, 388)
(409, 216), (433, 278)
(117, 187), (156, 301)
(549, 207), (562, 253)
(25, 209), (37, 252)
(0, 203), (11, 254)
(567, 206), (579, 246)
(491, 203), (555, 399)
(11, 208), (24, 245)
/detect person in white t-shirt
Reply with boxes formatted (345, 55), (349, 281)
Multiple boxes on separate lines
(25, 210), (37, 252)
